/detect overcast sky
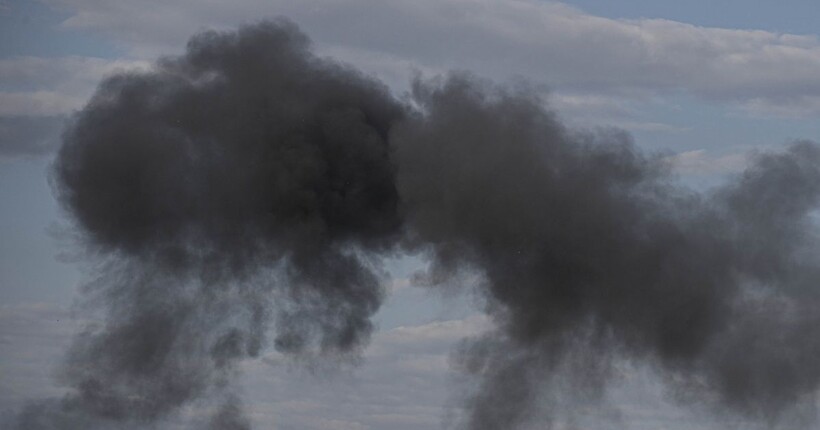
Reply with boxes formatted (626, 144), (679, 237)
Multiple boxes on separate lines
(2, 1), (820, 429)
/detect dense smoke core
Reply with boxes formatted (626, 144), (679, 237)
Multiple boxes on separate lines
(396, 79), (820, 428)
(14, 18), (820, 430)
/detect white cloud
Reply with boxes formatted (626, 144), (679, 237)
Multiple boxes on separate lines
(384, 277), (412, 294)
(40, 0), (820, 118)
(0, 56), (150, 116)
(373, 315), (489, 349)
(666, 149), (748, 175)
(0, 55), (150, 155)
(739, 95), (820, 119)
(548, 92), (690, 131)
(0, 91), (84, 116)
(0, 56), (142, 89)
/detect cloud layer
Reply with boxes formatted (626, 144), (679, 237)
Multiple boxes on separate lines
(0, 55), (149, 156)
(45, 0), (820, 116)
(7, 0), (820, 157)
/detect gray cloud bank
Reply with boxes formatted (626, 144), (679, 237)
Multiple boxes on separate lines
(9, 19), (820, 430)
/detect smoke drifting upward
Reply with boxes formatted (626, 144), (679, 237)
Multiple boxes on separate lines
(394, 79), (820, 428)
(19, 19), (404, 429)
(16, 18), (820, 430)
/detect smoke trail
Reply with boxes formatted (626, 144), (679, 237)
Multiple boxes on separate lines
(14, 18), (820, 430)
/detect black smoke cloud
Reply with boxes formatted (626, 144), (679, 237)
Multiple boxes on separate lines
(13, 18), (820, 430)
(396, 79), (820, 428)
(16, 19), (403, 429)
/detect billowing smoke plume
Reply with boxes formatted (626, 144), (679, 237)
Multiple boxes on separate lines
(16, 19), (404, 429)
(13, 18), (820, 430)
(395, 79), (820, 428)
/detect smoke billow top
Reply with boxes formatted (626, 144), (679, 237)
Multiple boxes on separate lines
(13, 18), (820, 430)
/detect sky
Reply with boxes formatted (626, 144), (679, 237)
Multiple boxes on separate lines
(2, 1), (820, 429)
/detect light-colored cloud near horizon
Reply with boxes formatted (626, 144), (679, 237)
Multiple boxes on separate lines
(666, 149), (749, 175)
(6, 0), (820, 155)
(0, 55), (150, 154)
(0, 56), (150, 116)
(39, 0), (820, 118)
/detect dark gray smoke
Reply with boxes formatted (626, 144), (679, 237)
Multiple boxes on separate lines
(16, 19), (404, 429)
(14, 18), (820, 430)
(394, 78), (820, 428)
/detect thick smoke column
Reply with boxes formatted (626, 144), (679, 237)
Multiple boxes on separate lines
(394, 78), (820, 428)
(14, 18), (820, 430)
(17, 19), (404, 429)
